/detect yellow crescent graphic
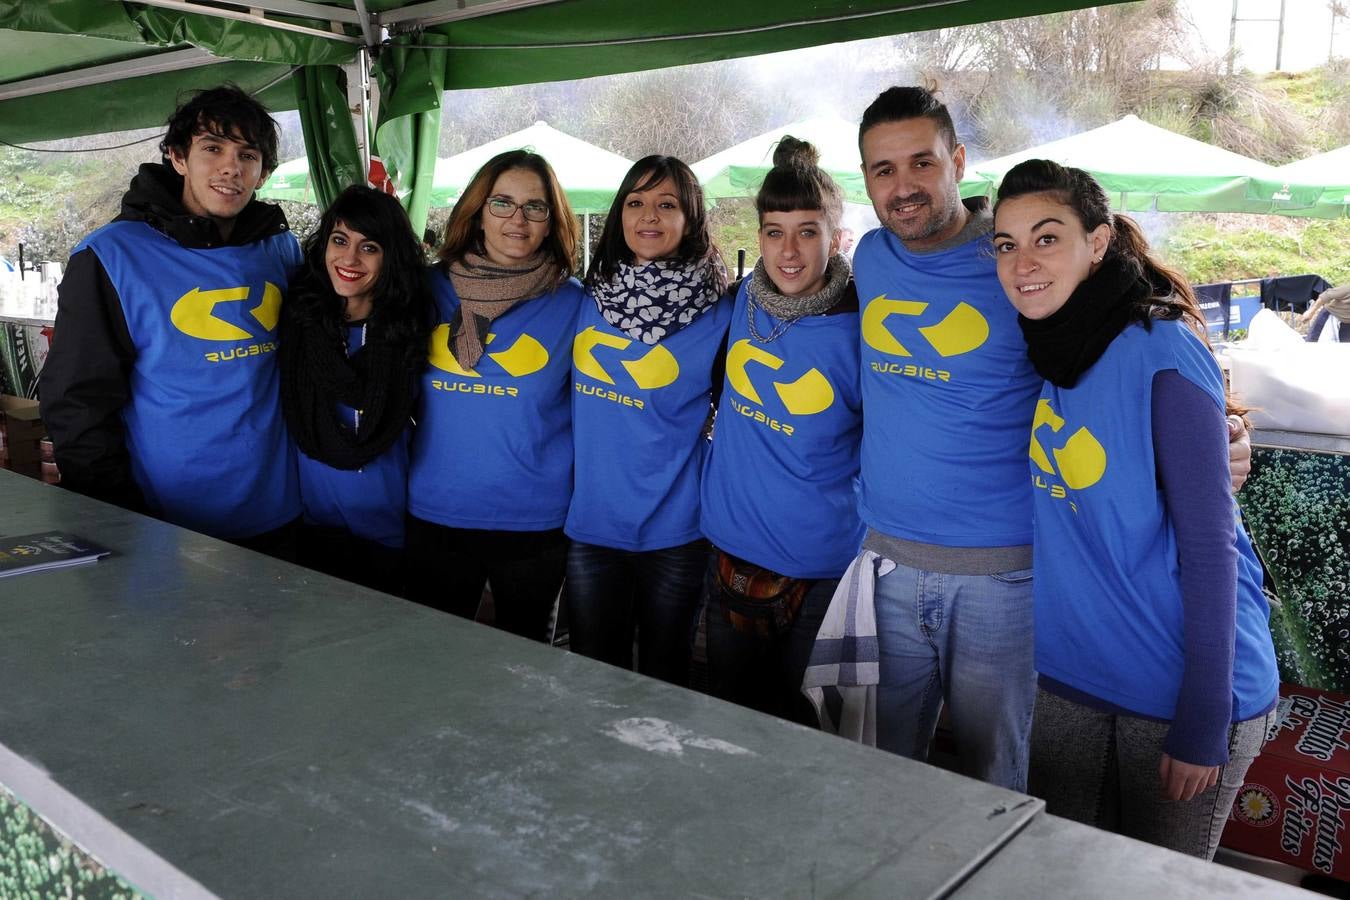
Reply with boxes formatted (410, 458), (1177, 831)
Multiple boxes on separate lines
(774, 368), (834, 416)
(726, 339), (783, 404)
(427, 324), (479, 377)
(489, 333), (549, 377)
(622, 343), (679, 390)
(1029, 398), (1063, 474)
(170, 286), (252, 341)
(861, 296), (927, 356)
(1054, 427), (1107, 490)
(919, 301), (989, 357)
(573, 326), (631, 385)
(250, 282), (282, 332)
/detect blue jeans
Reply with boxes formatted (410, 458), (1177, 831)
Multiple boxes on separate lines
(873, 560), (1036, 791)
(565, 539), (708, 687)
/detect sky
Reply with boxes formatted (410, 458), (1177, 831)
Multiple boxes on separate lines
(1179, 0), (1346, 71)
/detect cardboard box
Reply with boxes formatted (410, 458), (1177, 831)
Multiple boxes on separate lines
(0, 394), (44, 467)
(1222, 684), (1350, 879)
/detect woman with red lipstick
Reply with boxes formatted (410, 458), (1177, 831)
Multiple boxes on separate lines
(991, 159), (1277, 859)
(565, 155), (732, 687)
(697, 137), (863, 724)
(279, 185), (430, 594)
(405, 150), (584, 641)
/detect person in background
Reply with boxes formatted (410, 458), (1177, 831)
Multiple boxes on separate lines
(847, 85), (1254, 791)
(405, 150), (582, 640)
(1300, 282), (1349, 343)
(992, 158), (1277, 859)
(565, 155), (732, 687)
(698, 137), (862, 724)
(421, 227), (439, 261)
(279, 185), (430, 594)
(41, 85), (303, 558)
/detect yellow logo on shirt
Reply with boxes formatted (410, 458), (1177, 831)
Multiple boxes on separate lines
(427, 324), (549, 379)
(725, 339), (835, 432)
(862, 295), (989, 381)
(171, 282), (282, 363)
(572, 326), (680, 390)
(1029, 399), (1107, 511)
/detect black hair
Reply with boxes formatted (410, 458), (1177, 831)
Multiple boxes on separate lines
(422, 227), (438, 247)
(587, 155), (725, 292)
(288, 185), (431, 370)
(858, 85), (958, 155)
(160, 84), (281, 174)
(756, 136), (844, 230)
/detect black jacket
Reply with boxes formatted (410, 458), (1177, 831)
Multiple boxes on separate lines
(39, 163), (292, 510)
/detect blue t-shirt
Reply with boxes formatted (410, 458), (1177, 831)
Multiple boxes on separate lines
(700, 280), (863, 579)
(296, 323), (409, 548)
(408, 271), (582, 531)
(566, 295), (733, 551)
(1031, 319), (1278, 722)
(78, 221), (302, 540)
(853, 226), (1041, 547)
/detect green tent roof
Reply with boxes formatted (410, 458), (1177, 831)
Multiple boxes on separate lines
(429, 121), (634, 213)
(958, 115), (1282, 214)
(1250, 145), (1350, 219)
(260, 121), (634, 213)
(0, 1), (1128, 144)
(692, 116), (867, 203)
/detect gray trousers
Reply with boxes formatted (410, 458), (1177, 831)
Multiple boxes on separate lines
(1028, 687), (1275, 860)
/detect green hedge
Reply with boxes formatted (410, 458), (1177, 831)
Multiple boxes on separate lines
(0, 784), (141, 900)
(1240, 449), (1350, 691)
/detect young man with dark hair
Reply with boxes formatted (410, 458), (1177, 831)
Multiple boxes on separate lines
(848, 84), (1251, 791)
(42, 85), (303, 556)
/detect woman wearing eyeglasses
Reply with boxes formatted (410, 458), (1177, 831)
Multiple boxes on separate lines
(405, 150), (584, 641)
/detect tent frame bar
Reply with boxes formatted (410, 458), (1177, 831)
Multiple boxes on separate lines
(379, 0), (570, 28)
(127, 0), (363, 43)
(0, 47), (224, 101)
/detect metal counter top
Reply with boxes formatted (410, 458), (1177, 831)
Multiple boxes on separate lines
(0, 471), (1041, 899)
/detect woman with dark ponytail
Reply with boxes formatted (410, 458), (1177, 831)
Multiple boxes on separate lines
(990, 159), (1277, 859)
(279, 185), (430, 594)
(698, 137), (863, 724)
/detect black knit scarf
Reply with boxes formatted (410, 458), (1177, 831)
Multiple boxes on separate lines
(279, 303), (416, 471)
(1017, 253), (1150, 388)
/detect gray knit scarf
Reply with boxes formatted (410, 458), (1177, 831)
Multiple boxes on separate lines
(747, 253), (851, 342)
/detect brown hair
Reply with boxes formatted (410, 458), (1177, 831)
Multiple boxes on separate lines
(438, 149), (577, 278)
(756, 136), (844, 231)
(996, 158), (1249, 417)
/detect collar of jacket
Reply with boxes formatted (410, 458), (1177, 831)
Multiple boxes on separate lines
(114, 162), (291, 250)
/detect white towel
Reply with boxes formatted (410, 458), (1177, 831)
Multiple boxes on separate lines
(801, 550), (895, 746)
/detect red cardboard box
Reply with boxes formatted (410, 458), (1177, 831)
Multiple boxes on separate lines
(1223, 684), (1350, 879)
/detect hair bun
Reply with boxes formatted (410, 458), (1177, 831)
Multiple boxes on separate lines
(772, 135), (820, 169)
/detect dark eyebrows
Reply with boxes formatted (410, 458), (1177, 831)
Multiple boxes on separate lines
(1032, 217), (1065, 230)
(992, 231), (1012, 241)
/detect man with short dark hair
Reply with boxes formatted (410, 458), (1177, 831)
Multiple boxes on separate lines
(42, 85), (303, 555)
(849, 85), (1248, 791)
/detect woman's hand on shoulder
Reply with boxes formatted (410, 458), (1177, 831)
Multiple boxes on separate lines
(1227, 415), (1251, 493)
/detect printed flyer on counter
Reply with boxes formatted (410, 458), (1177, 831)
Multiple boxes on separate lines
(0, 531), (111, 578)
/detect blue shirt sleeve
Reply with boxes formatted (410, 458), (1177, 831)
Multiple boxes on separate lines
(1152, 368), (1237, 766)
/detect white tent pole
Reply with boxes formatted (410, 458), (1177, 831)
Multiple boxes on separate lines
(583, 213), (591, 273)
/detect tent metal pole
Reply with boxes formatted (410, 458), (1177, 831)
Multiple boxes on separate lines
(125, 0), (361, 43)
(346, 49), (374, 180)
(583, 213), (591, 273)
(0, 49), (222, 101)
(379, 0), (569, 28)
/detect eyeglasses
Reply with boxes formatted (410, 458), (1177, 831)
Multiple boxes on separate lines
(485, 197), (551, 222)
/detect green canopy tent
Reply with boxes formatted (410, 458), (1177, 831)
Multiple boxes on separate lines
(428, 121), (632, 213)
(1250, 145), (1350, 219)
(692, 116), (868, 204)
(0, 1), (1132, 233)
(256, 155), (317, 203)
(958, 114), (1282, 214)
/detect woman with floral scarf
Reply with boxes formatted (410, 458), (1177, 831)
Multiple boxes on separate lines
(565, 156), (731, 686)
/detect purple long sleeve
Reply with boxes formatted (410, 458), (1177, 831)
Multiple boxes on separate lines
(1152, 369), (1237, 766)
